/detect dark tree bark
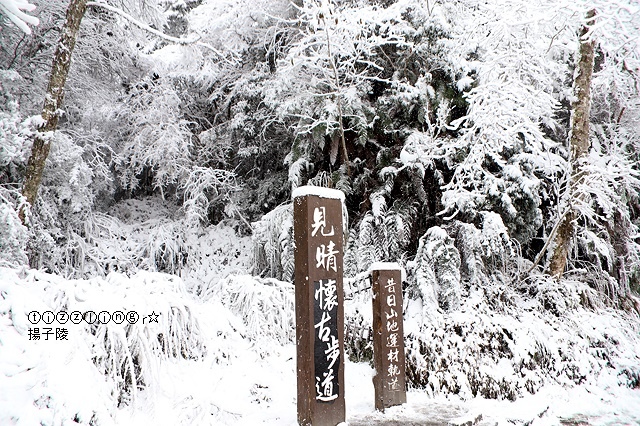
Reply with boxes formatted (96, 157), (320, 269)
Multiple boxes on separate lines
(19, 0), (88, 224)
(548, 9), (597, 278)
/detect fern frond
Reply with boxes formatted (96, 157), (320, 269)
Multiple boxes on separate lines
(370, 191), (387, 221)
(250, 203), (294, 280)
(288, 157), (310, 190)
(308, 170), (332, 188)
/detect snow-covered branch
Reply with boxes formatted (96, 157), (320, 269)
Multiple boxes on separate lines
(86, 1), (232, 62)
(0, 0), (39, 34)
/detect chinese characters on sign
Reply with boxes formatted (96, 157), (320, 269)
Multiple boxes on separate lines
(314, 279), (340, 402)
(371, 265), (407, 411)
(294, 187), (346, 426)
(310, 205), (341, 404)
(316, 241), (338, 272)
(311, 206), (335, 237)
(383, 277), (402, 391)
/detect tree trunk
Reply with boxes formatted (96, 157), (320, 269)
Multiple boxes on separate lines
(19, 0), (88, 224)
(321, 12), (350, 176)
(548, 9), (597, 278)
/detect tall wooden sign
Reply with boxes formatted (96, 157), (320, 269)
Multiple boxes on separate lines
(293, 186), (346, 426)
(371, 262), (407, 411)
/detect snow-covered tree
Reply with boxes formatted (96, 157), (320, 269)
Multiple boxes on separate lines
(20, 0), (88, 224)
(549, 9), (597, 278)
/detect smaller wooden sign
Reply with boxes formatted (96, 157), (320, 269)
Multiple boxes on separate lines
(371, 262), (407, 411)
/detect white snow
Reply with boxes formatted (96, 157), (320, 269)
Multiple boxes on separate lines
(368, 262), (407, 282)
(2, 260), (639, 426)
(0, 0), (39, 35)
(292, 185), (346, 202)
(368, 261), (402, 271)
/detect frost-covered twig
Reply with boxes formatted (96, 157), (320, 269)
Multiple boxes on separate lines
(228, 203), (253, 230)
(87, 2), (234, 63)
(0, 0), (39, 34)
(87, 2), (197, 44)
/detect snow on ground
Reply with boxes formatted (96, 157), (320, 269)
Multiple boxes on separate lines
(2, 263), (639, 426)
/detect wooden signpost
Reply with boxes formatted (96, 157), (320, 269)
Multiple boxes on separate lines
(293, 186), (346, 426)
(371, 262), (407, 411)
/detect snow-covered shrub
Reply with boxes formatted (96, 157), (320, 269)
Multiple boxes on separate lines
(519, 273), (583, 316)
(405, 311), (519, 399)
(138, 221), (188, 274)
(214, 274), (295, 346)
(24, 131), (97, 272)
(450, 212), (518, 286)
(404, 283), (640, 400)
(88, 273), (207, 405)
(28, 194), (252, 282)
(402, 214), (640, 400)
(52, 210), (189, 278)
(251, 203), (294, 281)
(181, 222), (252, 293)
(0, 96), (31, 177)
(567, 125), (640, 304)
(344, 312), (373, 363)
(0, 188), (28, 267)
(181, 166), (238, 225)
(70, 211), (147, 276)
(411, 226), (461, 313)
(344, 293), (374, 363)
(114, 75), (194, 192)
(0, 267), (208, 421)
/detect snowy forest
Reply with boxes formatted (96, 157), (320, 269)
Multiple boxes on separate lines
(1, 0), (640, 424)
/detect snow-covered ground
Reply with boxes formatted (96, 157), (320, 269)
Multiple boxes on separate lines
(2, 259), (639, 426)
